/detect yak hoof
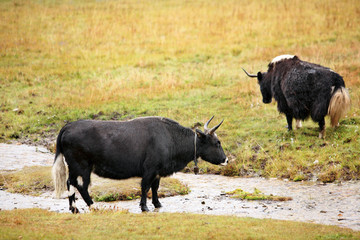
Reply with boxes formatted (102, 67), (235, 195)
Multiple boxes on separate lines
(70, 206), (80, 214)
(153, 202), (162, 209)
(141, 205), (150, 212)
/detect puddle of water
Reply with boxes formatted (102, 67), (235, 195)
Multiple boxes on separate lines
(0, 143), (53, 170)
(0, 143), (359, 231)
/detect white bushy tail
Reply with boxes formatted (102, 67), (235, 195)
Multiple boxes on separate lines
(328, 87), (351, 127)
(52, 153), (68, 198)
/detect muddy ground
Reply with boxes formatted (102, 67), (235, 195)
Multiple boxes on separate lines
(0, 143), (359, 231)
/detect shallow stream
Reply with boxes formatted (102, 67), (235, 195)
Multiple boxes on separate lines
(0, 143), (359, 231)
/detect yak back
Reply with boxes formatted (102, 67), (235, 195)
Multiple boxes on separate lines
(59, 117), (195, 179)
(265, 56), (345, 121)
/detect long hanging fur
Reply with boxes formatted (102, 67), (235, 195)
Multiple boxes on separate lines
(52, 153), (68, 198)
(328, 87), (351, 127)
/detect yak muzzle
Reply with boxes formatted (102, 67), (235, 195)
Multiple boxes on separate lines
(263, 98), (272, 104)
(220, 157), (228, 166)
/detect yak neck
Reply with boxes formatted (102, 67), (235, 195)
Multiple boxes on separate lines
(168, 124), (197, 165)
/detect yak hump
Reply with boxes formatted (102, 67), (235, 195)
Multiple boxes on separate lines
(271, 55), (296, 64)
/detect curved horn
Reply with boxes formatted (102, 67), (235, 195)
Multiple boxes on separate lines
(209, 119), (224, 135)
(242, 68), (257, 78)
(204, 116), (214, 133)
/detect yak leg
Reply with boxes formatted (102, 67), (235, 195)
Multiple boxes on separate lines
(286, 113), (293, 131)
(295, 119), (302, 129)
(318, 118), (325, 139)
(67, 179), (79, 214)
(74, 171), (93, 208)
(151, 177), (162, 208)
(140, 171), (157, 212)
(67, 167), (93, 214)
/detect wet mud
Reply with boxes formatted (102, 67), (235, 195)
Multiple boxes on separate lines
(0, 143), (359, 231)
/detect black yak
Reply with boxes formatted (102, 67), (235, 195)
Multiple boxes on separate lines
(243, 55), (350, 138)
(52, 116), (228, 213)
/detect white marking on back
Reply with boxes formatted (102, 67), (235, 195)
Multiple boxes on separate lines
(271, 55), (295, 64)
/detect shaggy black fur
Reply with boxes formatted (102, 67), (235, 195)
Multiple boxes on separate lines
(251, 56), (346, 133)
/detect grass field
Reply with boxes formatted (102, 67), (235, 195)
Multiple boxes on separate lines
(1, 209), (359, 240)
(1, 0), (360, 237)
(1, 0), (360, 180)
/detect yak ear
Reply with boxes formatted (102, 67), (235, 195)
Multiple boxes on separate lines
(257, 72), (263, 81)
(195, 129), (206, 139)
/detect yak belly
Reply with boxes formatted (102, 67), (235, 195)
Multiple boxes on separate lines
(90, 142), (145, 180)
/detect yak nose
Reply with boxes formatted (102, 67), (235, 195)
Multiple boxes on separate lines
(263, 98), (272, 104)
(220, 157), (228, 166)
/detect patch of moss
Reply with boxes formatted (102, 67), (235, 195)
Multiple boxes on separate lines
(226, 188), (292, 201)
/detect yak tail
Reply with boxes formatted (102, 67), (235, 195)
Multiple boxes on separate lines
(328, 87), (351, 127)
(52, 129), (68, 198)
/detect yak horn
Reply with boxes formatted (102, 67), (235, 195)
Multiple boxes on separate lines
(242, 68), (257, 78)
(204, 116), (224, 135)
(209, 119), (224, 135)
(204, 116), (214, 133)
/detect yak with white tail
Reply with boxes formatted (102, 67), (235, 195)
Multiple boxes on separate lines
(243, 55), (351, 138)
(52, 116), (227, 213)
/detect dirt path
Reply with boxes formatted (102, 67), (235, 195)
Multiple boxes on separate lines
(0, 143), (359, 231)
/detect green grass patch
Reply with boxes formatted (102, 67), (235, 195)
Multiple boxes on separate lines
(226, 188), (292, 201)
(0, 166), (189, 201)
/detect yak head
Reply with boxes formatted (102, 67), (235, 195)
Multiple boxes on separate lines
(242, 68), (272, 104)
(195, 116), (228, 166)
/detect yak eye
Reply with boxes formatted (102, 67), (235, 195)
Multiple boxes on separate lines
(217, 141), (221, 147)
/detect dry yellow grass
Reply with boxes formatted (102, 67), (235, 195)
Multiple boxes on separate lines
(1, 208), (359, 239)
(1, 0), (359, 77)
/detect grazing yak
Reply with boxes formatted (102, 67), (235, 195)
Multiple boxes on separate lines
(243, 55), (350, 138)
(52, 116), (228, 213)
